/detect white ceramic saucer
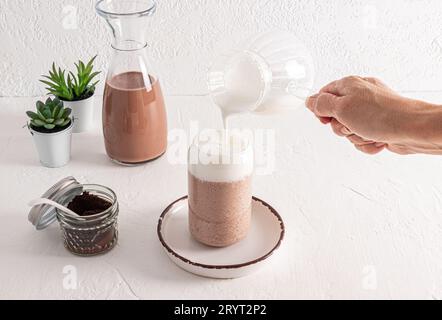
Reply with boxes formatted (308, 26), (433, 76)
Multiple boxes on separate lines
(157, 196), (285, 279)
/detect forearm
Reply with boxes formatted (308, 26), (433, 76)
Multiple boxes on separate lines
(406, 100), (442, 153)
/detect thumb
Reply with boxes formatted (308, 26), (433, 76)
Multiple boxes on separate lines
(306, 93), (340, 118)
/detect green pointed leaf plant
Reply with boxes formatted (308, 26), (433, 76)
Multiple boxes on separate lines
(40, 56), (101, 101)
(26, 97), (72, 133)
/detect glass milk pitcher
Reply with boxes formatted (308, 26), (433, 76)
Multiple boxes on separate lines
(96, 0), (168, 165)
(208, 31), (315, 118)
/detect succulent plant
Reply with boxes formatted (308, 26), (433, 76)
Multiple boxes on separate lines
(40, 56), (101, 101)
(27, 97), (72, 131)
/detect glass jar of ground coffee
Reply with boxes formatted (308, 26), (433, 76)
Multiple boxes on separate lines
(28, 177), (119, 256)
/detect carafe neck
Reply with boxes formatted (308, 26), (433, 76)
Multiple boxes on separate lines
(113, 40), (147, 51)
(107, 16), (151, 51)
(96, 0), (156, 51)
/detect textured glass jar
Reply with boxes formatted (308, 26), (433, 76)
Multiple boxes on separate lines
(188, 132), (254, 247)
(56, 184), (119, 256)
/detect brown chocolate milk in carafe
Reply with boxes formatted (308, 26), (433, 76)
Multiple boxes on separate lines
(97, 0), (167, 165)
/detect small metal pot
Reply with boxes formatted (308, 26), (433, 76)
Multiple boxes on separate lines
(29, 121), (73, 168)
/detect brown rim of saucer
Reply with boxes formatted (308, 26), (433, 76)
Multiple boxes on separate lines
(157, 196), (285, 270)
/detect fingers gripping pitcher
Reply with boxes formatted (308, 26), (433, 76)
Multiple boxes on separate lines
(96, 0), (168, 165)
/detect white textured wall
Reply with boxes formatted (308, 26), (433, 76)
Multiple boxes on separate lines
(2, 0), (442, 97)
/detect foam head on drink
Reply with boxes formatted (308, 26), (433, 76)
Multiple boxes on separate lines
(188, 133), (254, 247)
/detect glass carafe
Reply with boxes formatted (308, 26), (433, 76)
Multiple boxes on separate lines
(96, 0), (167, 165)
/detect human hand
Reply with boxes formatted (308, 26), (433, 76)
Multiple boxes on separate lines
(306, 76), (442, 155)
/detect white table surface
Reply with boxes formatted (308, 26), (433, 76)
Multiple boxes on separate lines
(1, 93), (442, 300)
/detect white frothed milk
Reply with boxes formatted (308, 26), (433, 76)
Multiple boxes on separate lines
(188, 132), (254, 182)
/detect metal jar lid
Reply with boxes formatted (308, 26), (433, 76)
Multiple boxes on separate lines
(28, 176), (84, 230)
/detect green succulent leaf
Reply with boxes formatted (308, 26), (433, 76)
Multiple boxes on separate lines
(32, 119), (45, 127)
(52, 105), (60, 118)
(42, 108), (52, 119)
(36, 109), (46, 121)
(31, 120), (42, 127)
(61, 119), (71, 127)
(53, 98), (61, 106)
(54, 118), (65, 125)
(63, 108), (72, 118)
(26, 111), (40, 120)
(56, 106), (65, 120)
(86, 55), (97, 70)
(36, 101), (45, 111)
(44, 123), (56, 130)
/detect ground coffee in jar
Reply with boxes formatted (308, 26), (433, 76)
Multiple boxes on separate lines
(28, 177), (119, 256)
